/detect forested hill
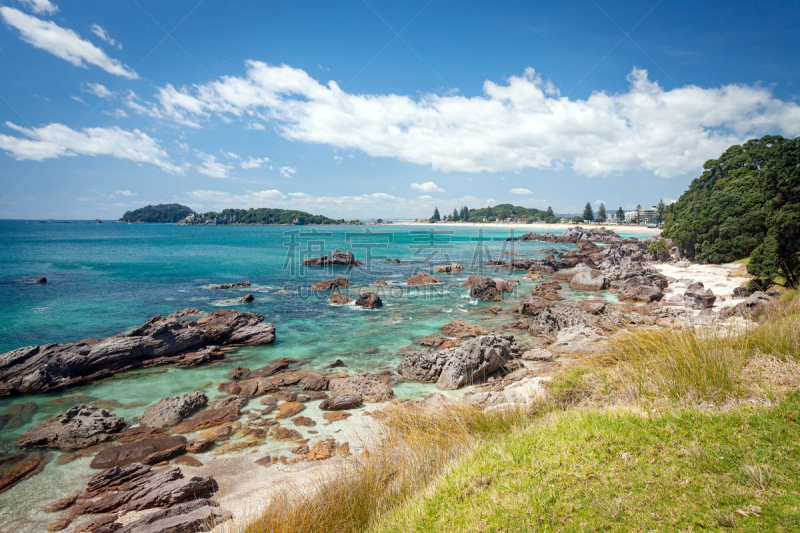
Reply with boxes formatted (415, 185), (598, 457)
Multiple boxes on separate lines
(663, 135), (799, 287)
(119, 204), (195, 223)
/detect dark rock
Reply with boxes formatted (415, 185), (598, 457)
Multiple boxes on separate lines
(185, 439), (215, 453)
(208, 281), (251, 289)
(141, 443), (186, 465)
(167, 308), (205, 318)
(301, 250), (363, 266)
(17, 404), (125, 450)
(329, 373), (394, 402)
(254, 358), (296, 376)
(355, 292), (383, 309)
(35, 277), (47, 283)
(0, 401), (38, 431)
(617, 276), (664, 303)
(732, 286), (750, 299)
(90, 436), (187, 469)
(139, 392), (207, 428)
(319, 394), (363, 410)
(311, 277), (350, 290)
(230, 365), (250, 380)
(436, 334), (518, 390)
(237, 294), (255, 303)
(326, 359), (346, 368)
(114, 499), (229, 533)
(469, 277), (501, 302)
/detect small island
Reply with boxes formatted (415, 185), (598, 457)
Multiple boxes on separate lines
(119, 204), (360, 225)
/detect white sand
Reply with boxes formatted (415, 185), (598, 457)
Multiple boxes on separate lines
(653, 262), (750, 309)
(396, 221), (662, 236)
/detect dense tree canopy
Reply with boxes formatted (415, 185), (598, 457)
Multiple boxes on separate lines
(664, 135), (799, 286)
(119, 203), (195, 223)
(583, 202), (594, 221)
(205, 208), (343, 225)
(597, 203), (606, 220)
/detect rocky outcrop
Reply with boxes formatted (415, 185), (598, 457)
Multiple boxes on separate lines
(329, 292), (353, 305)
(113, 499), (229, 533)
(319, 394), (363, 410)
(617, 275), (664, 303)
(311, 277), (350, 290)
(418, 334), (447, 347)
(172, 404), (240, 433)
(580, 301), (606, 315)
(329, 373), (394, 402)
(301, 250), (363, 266)
(17, 404), (126, 450)
(440, 319), (489, 339)
(406, 272), (442, 285)
(167, 308), (205, 318)
(139, 392), (208, 428)
(35, 277), (47, 283)
(208, 281), (251, 289)
(518, 297), (552, 316)
(684, 289), (716, 310)
(569, 269), (610, 290)
(89, 436), (188, 469)
(528, 307), (586, 339)
(718, 291), (772, 320)
(0, 309), (276, 397)
(237, 294), (254, 303)
(509, 227), (624, 244)
(398, 334), (519, 389)
(354, 292), (382, 309)
(549, 324), (605, 351)
(434, 264), (465, 273)
(468, 277), (501, 301)
(492, 279), (515, 292)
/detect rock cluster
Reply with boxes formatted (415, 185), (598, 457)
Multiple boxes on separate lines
(17, 404), (126, 450)
(434, 264), (465, 273)
(311, 277), (350, 290)
(467, 276), (502, 301)
(139, 392), (208, 428)
(301, 250), (363, 266)
(0, 309), (276, 396)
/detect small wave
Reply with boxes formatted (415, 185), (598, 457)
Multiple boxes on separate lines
(443, 308), (453, 313)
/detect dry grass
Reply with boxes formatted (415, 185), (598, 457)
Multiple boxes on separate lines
(238, 401), (545, 533)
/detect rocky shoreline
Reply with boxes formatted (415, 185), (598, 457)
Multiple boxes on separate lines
(0, 226), (774, 533)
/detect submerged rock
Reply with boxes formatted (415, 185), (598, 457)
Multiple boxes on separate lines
(17, 404), (126, 450)
(208, 281), (251, 289)
(0, 452), (44, 495)
(138, 392), (208, 428)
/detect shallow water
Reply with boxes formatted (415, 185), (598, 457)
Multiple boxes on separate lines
(0, 221), (640, 529)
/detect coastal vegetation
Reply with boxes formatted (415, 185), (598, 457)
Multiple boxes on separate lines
(119, 203), (195, 223)
(664, 135), (800, 287)
(430, 204), (553, 223)
(242, 292), (800, 533)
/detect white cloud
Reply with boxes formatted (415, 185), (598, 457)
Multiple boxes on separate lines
(288, 192), (309, 197)
(0, 8), (138, 78)
(114, 189), (136, 196)
(70, 95), (85, 104)
(83, 82), (112, 98)
(195, 151), (233, 178)
(280, 166), (296, 178)
(241, 156), (269, 169)
(410, 181), (444, 193)
(246, 122), (265, 130)
(333, 155), (343, 163)
(252, 189), (285, 200)
(220, 150), (240, 160)
(594, 199), (606, 205)
(90, 24), (121, 49)
(102, 109), (128, 118)
(147, 61), (800, 178)
(0, 121), (184, 173)
(510, 188), (532, 194)
(17, 0), (58, 15)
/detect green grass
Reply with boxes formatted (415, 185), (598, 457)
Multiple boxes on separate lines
(371, 393), (800, 532)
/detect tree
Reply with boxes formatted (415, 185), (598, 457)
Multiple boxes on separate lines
(596, 216), (606, 223)
(452, 208), (459, 221)
(460, 205), (469, 220)
(546, 206), (555, 218)
(583, 202), (594, 221)
(376, 218), (383, 223)
(571, 215), (583, 223)
(616, 207), (625, 223)
(497, 207), (508, 220)
(655, 199), (666, 224)
(635, 204), (643, 224)
(597, 203), (607, 220)
(429, 207), (440, 223)
(485, 205), (493, 218)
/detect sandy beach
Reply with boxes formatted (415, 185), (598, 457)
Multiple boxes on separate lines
(397, 221), (663, 236)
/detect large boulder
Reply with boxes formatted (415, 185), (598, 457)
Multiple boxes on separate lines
(683, 289), (716, 310)
(329, 373), (394, 402)
(436, 334), (518, 390)
(397, 348), (449, 382)
(616, 276), (664, 303)
(518, 297), (552, 316)
(0, 309), (276, 397)
(406, 272), (442, 285)
(440, 319), (489, 339)
(718, 291), (772, 320)
(469, 277), (501, 301)
(311, 277), (350, 290)
(301, 250), (363, 266)
(16, 404), (125, 450)
(569, 269), (610, 290)
(354, 292), (383, 309)
(139, 392), (208, 428)
(528, 307), (586, 339)
(329, 292), (353, 305)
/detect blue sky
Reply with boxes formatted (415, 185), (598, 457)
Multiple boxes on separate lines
(0, 0), (798, 220)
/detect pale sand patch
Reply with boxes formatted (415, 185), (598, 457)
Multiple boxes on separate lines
(653, 262), (751, 309)
(396, 221), (662, 236)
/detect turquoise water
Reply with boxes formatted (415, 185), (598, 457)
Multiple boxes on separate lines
(0, 221), (639, 454)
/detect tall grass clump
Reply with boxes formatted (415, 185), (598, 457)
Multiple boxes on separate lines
(239, 400), (546, 533)
(603, 328), (750, 404)
(746, 291), (800, 359)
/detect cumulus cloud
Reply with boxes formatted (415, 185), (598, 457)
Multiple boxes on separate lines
(410, 181), (444, 193)
(0, 8), (138, 78)
(144, 61), (800, 178)
(195, 151), (233, 178)
(510, 188), (532, 194)
(0, 121), (183, 173)
(241, 156), (269, 169)
(90, 24), (121, 49)
(279, 166), (296, 178)
(17, 0), (58, 15)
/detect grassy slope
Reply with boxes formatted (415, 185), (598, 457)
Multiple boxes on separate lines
(373, 395), (800, 532)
